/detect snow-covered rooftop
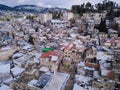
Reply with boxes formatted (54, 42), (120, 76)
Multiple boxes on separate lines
(0, 85), (13, 90)
(40, 66), (49, 72)
(0, 64), (10, 74)
(73, 83), (85, 90)
(75, 75), (92, 83)
(44, 72), (69, 90)
(11, 66), (25, 76)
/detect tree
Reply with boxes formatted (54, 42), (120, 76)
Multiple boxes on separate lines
(26, 15), (35, 22)
(86, 2), (92, 12)
(52, 11), (61, 19)
(6, 18), (10, 21)
(71, 5), (80, 14)
(99, 18), (107, 33)
(35, 26), (39, 32)
(28, 35), (34, 45)
(115, 9), (120, 17)
(95, 0), (117, 13)
(111, 23), (119, 31)
(69, 18), (75, 27)
(71, 0), (119, 17)
(71, 2), (94, 15)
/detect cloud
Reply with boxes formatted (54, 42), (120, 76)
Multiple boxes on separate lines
(0, 0), (119, 9)
(18, 0), (25, 3)
(37, 2), (52, 8)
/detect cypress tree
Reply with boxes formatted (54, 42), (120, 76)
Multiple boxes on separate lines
(99, 18), (107, 33)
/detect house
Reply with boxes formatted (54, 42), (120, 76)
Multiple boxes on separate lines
(108, 29), (118, 38)
(85, 62), (99, 71)
(27, 72), (69, 90)
(13, 54), (36, 68)
(61, 12), (74, 21)
(24, 69), (42, 79)
(75, 20), (87, 31)
(40, 51), (63, 72)
(0, 85), (13, 90)
(103, 39), (120, 48)
(87, 20), (95, 31)
(77, 62), (85, 75)
(64, 43), (76, 59)
(85, 47), (97, 59)
(75, 74), (92, 90)
(48, 19), (68, 29)
(84, 66), (94, 77)
(83, 13), (106, 22)
(39, 13), (53, 24)
(35, 74), (51, 89)
(93, 13), (102, 25)
(92, 78), (115, 90)
(73, 83), (86, 90)
(11, 66), (25, 78)
(98, 32), (108, 40)
(63, 42), (85, 62)
(27, 79), (40, 90)
(84, 48), (99, 72)
(101, 70), (115, 78)
(0, 64), (11, 81)
(39, 66), (49, 72)
(0, 63), (14, 86)
(44, 72), (70, 90)
(0, 46), (19, 61)
(114, 17), (120, 25)
(77, 61), (99, 78)
(112, 48), (120, 82)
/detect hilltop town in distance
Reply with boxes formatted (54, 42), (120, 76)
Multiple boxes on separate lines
(0, 0), (120, 90)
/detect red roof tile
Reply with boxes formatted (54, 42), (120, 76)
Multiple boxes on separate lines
(85, 62), (99, 69)
(40, 51), (51, 58)
(40, 51), (59, 58)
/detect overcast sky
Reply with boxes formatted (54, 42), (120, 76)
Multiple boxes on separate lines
(0, 0), (120, 9)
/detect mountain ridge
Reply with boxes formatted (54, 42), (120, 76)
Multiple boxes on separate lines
(0, 4), (70, 13)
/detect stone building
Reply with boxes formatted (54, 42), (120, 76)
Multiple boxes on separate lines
(40, 51), (63, 72)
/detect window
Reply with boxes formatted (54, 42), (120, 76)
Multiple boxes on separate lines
(72, 50), (75, 53)
(68, 52), (71, 54)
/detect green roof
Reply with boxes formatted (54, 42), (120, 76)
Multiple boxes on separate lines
(42, 48), (52, 52)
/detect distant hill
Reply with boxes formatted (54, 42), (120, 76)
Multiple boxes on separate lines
(0, 4), (70, 13)
(13, 5), (45, 13)
(0, 4), (14, 11)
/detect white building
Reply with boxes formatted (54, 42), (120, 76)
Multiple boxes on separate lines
(49, 19), (68, 29)
(44, 72), (70, 90)
(11, 66), (25, 78)
(39, 13), (53, 23)
(93, 13), (102, 25)
(61, 12), (74, 21)
(0, 85), (13, 90)
(87, 20), (95, 31)
(114, 17), (120, 25)
(83, 13), (106, 25)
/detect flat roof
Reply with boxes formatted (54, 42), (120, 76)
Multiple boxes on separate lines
(39, 66), (49, 72)
(44, 72), (69, 90)
(51, 20), (68, 23)
(0, 85), (13, 90)
(73, 84), (85, 90)
(0, 64), (10, 74)
(36, 74), (51, 89)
